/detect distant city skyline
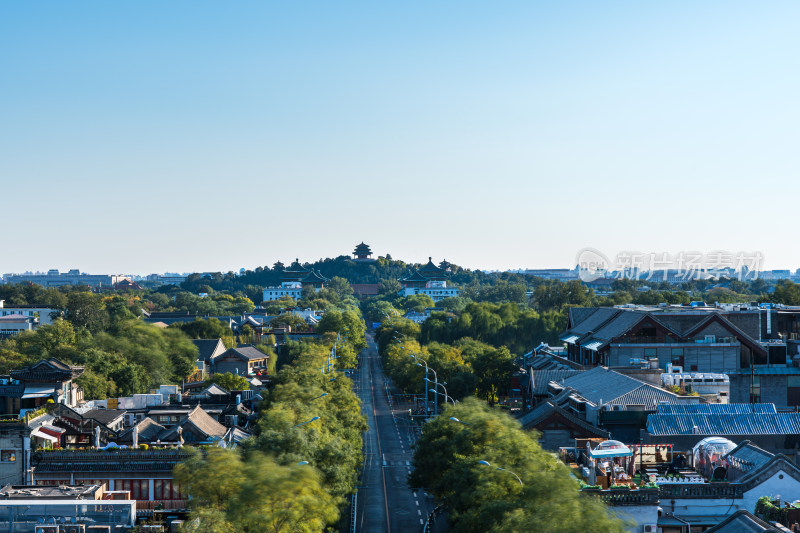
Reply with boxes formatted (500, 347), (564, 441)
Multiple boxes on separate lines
(2, 2), (799, 274)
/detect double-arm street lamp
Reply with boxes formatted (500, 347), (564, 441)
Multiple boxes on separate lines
(427, 378), (456, 406)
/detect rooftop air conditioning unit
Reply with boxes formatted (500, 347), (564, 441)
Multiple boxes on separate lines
(61, 525), (86, 533)
(642, 525), (658, 533)
(35, 527), (59, 533)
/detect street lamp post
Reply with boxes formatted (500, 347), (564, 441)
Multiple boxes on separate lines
(290, 416), (320, 430)
(395, 342), (429, 416)
(427, 378), (455, 405)
(415, 362), (438, 416)
(477, 460), (523, 486)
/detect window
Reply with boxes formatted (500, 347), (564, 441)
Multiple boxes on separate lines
(671, 348), (684, 357)
(117, 479), (149, 500)
(750, 376), (761, 404)
(788, 377), (800, 406)
(644, 348), (657, 357)
(0, 450), (16, 462)
(154, 479), (183, 500)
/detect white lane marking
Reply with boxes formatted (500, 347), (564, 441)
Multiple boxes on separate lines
(420, 519), (424, 524)
(417, 510), (422, 515)
(415, 501), (419, 506)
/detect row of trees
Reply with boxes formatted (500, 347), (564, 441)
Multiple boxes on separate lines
(419, 302), (566, 354)
(410, 399), (626, 532)
(175, 321), (367, 531)
(376, 319), (516, 404)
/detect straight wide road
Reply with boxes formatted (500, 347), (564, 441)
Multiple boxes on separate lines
(354, 334), (433, 533)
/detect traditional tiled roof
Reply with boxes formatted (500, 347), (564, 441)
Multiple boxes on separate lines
(559, 367), (680, 408)
(301, 270), (329, 284)
(82, 409), (125, 427)
(418, 258), (448, 279)
(517, 401), (609, 438)
(157, 405), (227, 441)
(353, 242), (372, 255)
(191, 339), (227, 362)
(10, 358), (83, 382)
(398, 270), (429, 283)
(724, 440), (774, 473)
(567, 307), (599, 328)
(214, 345), (269, 362)
(195, 384), (230, 397)
(118, 417), (167, 443)
(703, 509), (787, 532)
(563, 308), (621, 338)
(563, 307), (767, 355)
(528, 369), (582, 396)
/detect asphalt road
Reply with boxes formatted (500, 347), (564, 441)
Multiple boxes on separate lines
(354, 334), (434, 533)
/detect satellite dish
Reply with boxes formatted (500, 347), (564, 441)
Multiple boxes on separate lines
(648, 474), (656, 483)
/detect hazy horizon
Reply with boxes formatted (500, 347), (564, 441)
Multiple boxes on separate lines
(3, 2), (799, 274)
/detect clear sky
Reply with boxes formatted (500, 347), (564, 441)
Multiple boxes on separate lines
(2, 2), (799, 274)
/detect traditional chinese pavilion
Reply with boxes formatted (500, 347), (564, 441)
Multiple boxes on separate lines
(300, 270), (329, 289)
(398, 270), (429, 289)
(281, 259), (310, 282)
(418, 257), (449, 281)
(353, 242), (374, 261)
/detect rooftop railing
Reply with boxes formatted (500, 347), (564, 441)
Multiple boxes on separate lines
(581, 487), (660, 505)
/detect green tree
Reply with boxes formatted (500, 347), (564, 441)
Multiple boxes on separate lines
(210, 372), (251, 391)
(178, 318), (234, 339)
(65, 291), (109, 333)
(410, 399), (626, 532)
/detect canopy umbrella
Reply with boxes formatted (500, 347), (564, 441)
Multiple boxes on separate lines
(588, 440), (633, 459)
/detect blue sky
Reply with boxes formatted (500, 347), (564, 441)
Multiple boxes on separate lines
(2, 2), (799, 274)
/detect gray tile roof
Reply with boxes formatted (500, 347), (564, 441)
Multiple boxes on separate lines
(724, 440), (774, 473)
(558, 367), (680, 408)
(83, 408), (125, 426)
(215, 345), (269, 362)
(704, 509), (788, 532)
(529, 369), (582, 396)
(568, 307), (599, 327)
(191, 339), (226, 362)
(563, 307), (770, 358)
(157, 405), (227, 441)
(566, 308), (620, 336)
(517, 401), (609, 438)
(118, 417), (167, 443)
(581, 310), (652, 348)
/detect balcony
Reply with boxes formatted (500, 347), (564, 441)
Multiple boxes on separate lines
(137, 499), (189, 516)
